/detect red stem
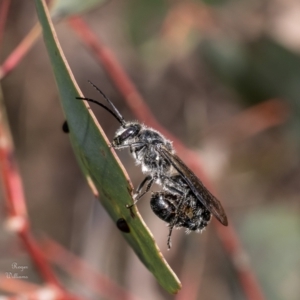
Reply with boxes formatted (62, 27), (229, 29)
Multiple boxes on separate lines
(0, 0), (11, 50)
(42, 237), (141, 300)
(0, 107), (75, 299)
(68, 16), (265, 300)
(216, 224), (265, 300)
(0, 274), (38, 294)
(0, 24), (41, 80)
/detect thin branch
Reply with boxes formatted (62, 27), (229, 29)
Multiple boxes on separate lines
(0, 23), (41, 80)
(0, 274), (39, 294)
(215, 224), (265, 300)
(0, 91), (75, 299)
(68, 16), (265, 300)
(206, 98), (289, 143)
(0, 275), (74, 300)
(0, 0), (58, 80)
(175, 233), (209, 300)
(41, 237), (141, 300)
(0, 0), (11, 51)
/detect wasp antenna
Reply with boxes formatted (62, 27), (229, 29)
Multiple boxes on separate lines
(87, 80), (126, 127)
(76, 97), (123, 125)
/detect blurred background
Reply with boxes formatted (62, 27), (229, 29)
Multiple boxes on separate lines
(1, 0), (300, 299)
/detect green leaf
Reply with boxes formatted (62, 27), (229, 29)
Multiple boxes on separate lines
(35, 0), (181, 293)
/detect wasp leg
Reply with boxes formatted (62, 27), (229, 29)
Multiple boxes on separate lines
(112, 142), (145, 150)
(126, 175), (157, 209)
(135, 175), (153, 194)
(134, 175), (157, 201)
(166, 193), (189, 249)
(167, 225), (174, 250)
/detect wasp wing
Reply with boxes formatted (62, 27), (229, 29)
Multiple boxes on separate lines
(159, 146), (228, 226)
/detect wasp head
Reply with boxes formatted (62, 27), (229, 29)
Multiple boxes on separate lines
(113, 122), (142, 147)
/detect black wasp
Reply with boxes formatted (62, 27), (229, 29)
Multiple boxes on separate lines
(77, 81), (228, 248)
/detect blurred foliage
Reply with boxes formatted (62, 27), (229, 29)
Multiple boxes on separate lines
(199, 37), (300, 144)
(200, 37), (300, 107)
(2, 0), (300, 299)
(200, 0), (227, 5)
(51, 0), (107, 20)
(240, 207), (300, 300)
(126, 0), (168, 45)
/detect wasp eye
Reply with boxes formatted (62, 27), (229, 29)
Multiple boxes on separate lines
(114, 124), (141, 146)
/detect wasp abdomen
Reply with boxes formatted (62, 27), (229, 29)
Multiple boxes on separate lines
(150, 192), (177, 223)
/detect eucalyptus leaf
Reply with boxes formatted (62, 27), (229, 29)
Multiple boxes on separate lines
(35, 0), (181, 293)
